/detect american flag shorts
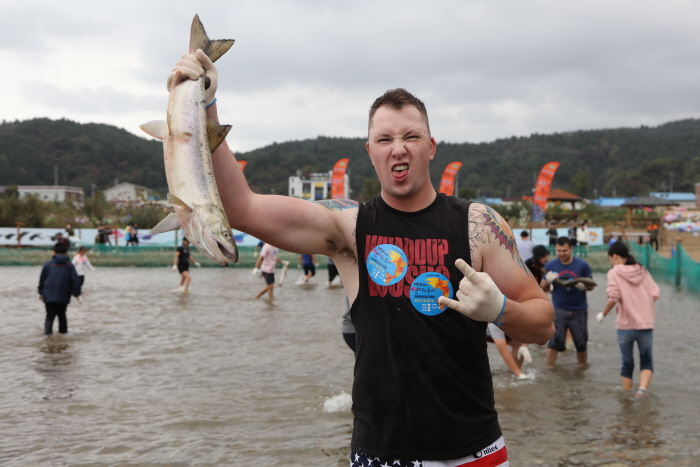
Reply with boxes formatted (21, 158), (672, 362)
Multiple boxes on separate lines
(351, 436), (509, 467)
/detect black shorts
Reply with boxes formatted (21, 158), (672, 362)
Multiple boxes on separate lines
(262, 272), (275, 284)
(548, 307), (588, 352)
(328, 264), (339, 282)
(177, 263), (189, 274)
(303, 264), (315, 276)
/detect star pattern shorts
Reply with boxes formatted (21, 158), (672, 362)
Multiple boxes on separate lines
(350, 437), (509, 467)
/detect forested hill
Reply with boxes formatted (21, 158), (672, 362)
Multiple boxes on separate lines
(1, 117), (699, 200)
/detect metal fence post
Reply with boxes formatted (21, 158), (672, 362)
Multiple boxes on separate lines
(675, 241), (682, 287)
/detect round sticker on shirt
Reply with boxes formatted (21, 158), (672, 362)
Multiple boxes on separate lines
(410, 272), (453, 316)
(366, 244), (408, 286)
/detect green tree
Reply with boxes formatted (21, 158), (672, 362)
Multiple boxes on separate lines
(359, 178), (381, 201)
(457, 186), (476, 199)
(568, 171), (590, 198)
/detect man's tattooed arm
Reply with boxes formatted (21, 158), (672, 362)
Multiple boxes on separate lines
(316, 199), (359, 211)
(468, 204), (533, 277)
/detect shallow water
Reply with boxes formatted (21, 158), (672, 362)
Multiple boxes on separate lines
(2, 266), (699, 466)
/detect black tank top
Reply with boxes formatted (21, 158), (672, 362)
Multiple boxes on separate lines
(350, 193), (501, 460)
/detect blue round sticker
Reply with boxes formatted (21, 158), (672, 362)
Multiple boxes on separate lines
(366, 244), (408, 286)
(410, 272), (453, 316)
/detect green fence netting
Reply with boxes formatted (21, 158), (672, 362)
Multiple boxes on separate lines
(630, 241), (700, 294)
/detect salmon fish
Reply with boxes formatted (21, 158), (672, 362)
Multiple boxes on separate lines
(141, 15), (238, 266)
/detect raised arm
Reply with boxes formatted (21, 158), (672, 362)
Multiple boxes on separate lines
(182, 50), (352, 258)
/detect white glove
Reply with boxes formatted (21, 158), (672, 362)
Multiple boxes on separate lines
(253, 251), (259, 257)
(195, 262), (201, 268)
(517, 345), (532, 363)
(283, 261), (290, 267)
(575, 282), (588, 291)
(77, 296), (83, 305)
(596, 312), (605, 323)
(544, 271), (559, 284)
(437, 259), (506, 323)
(172, 264), (178, 272)
(252, 268), (261, 277)
(314, 262), (319, 267)
(166, 49), (218, 106)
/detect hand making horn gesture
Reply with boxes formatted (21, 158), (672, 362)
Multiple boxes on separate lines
(438, 259), (507, 325)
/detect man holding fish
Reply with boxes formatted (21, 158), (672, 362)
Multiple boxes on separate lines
(153, 16), (553, 466)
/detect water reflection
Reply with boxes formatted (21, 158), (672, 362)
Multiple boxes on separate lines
(2, 267), (699, 466)
(36, 336), (73, 374)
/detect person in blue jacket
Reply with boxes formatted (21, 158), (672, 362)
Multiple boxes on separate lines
(38, 242), (82, 336)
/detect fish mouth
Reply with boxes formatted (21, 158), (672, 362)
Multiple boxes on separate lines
(214, 235), (239, 264)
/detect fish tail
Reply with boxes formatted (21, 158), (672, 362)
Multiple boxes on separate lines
(190, 14), (235, 62)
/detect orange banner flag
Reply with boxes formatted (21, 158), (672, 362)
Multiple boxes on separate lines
(438, 161), (462, 196)
(331, 158), (350, 199)
(531, 161), (560, 222)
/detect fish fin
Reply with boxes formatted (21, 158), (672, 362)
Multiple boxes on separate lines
(140, 120), (167, 140)
(190, 15), (235, 63)
(167, 194), (194, 213)
(149, 213), (181, 234)
(206, 119), (232, 152)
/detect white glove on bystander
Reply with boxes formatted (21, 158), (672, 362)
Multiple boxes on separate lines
(544, 271), (559, 284)
(252, 268), (261, 277)
(575, 282), (588, 291)
(77, 296), (83, 305)
(195, 262), (201, 268)
(172, 264), (178, 272)
(283, 261), (290, 267)
(596, 312), (605, 323)
(437, 259), (506, 323)
(517, 345), (532, 363)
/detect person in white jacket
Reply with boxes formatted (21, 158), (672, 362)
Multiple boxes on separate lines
(597, 241), (660, 397)
(576, 220), (591, 257)
(72, 246), (95, 287)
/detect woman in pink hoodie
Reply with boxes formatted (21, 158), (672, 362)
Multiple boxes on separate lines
(597, 241), (660, 397)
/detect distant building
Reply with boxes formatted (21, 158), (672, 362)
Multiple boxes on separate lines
(18, 185), (84, 204)
(591, 197), (627, 208)
(288, 170), (350, 201)
(648, 192), (697, 209)
(102, 182), (161, 205)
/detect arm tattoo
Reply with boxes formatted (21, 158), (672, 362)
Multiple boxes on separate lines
(316, 199), (359, 211)
(469, 204), (532, 277)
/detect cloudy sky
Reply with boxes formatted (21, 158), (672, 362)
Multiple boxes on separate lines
(2, 0), (700, 153)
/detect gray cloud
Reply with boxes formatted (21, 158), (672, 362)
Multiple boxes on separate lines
(3, 0), (700, 151)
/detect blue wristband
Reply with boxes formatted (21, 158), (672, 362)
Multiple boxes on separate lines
(205, 98), (217, 109)
(492, 295), (507, 327)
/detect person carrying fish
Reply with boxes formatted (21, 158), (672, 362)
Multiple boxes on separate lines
(163, 18), (553, 465)
(172, 238), (200, 294)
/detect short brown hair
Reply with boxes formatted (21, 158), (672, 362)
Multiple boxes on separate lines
(368, 88), (430, 134)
